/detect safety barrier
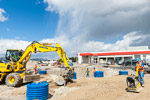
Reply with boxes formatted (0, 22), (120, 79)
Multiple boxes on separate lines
(94, 71), (104, 77)
(119, 71), (128, 75)
(39, 70), (47, 75)
(26, 81), (49, 100)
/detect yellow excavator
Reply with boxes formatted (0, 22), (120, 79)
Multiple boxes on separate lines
(0, 41), (73, 87)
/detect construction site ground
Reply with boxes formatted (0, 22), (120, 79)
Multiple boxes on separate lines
(0, 61), (150, 100)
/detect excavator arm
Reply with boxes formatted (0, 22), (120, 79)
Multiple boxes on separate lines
(0, 41), (73, 87)
(12, 41), (74, 83)
(14, 41), (72, 72)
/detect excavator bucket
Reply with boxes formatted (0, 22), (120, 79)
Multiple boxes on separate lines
(49, 75), (65, 86)
(55, 76), (66, 86)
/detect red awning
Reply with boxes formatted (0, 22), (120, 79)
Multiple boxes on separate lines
(79, 51), (150, 56)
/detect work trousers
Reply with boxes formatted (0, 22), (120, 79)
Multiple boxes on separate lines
(138, 71), (144, 85)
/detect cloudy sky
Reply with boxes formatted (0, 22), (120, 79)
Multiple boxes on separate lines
(0, 0), (150, 59)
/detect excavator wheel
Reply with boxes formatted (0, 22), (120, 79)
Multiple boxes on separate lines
(5, 73), (22, 87)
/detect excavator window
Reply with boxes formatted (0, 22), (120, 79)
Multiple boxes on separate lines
(5, 50), (21, 62)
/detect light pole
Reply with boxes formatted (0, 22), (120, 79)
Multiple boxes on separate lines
(75, 39), (78, 64)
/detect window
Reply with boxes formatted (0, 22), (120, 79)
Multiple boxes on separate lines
(94, 57), (98, 63)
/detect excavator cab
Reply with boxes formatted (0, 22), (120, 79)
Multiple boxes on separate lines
(5, 49), (23, 62)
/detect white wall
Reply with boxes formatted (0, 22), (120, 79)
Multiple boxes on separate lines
(146, 55), (150, 64)
(134, 55), (141, 60)
(78, 53), (82, 64)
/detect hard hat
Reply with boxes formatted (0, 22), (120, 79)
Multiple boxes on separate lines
(136, 58), (140, 62)
(93, 67), (95, 69)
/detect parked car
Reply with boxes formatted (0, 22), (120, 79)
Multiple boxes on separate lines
(122, 60), (137, 66)
(118, 60), (123, 65)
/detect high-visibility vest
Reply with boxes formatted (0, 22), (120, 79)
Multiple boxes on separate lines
(136, 62), (144, 72)
(93, 69), (96, 73)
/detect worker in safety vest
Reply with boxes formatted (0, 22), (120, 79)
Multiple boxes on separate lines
(93, 67), (96, 73)
(135, 58), (144, 87)
(93, 67), (97, 77)
(35, 64), (37, 74)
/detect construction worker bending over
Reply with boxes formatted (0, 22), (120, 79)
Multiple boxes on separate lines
(86, 67), (90, 77)
(136, 58), (144, 87)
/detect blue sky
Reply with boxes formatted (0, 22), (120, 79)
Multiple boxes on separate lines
(0, 0), (59, 41)
(0, 0), (149, 58)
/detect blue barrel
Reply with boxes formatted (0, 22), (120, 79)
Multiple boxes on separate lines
(119, 71), (128, 75)
(94, 71), (96, 77)
(94, 71), (104, 77)
(39, 70), (47, 74)
(26, 81), (49, 100)
(72, 72), (77, 79)
(17, 71), (24, 73)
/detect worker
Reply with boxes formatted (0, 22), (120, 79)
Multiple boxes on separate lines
(86, 67), (90, 77)
(93, 67), (96, 73)
(13, 53), (19, 62)
(135, 58), (144, 87)
(35, 64), (37, 74)
(59, 61), (62, 65)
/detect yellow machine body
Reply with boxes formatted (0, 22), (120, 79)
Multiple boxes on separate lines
(0, 41), (73, 87)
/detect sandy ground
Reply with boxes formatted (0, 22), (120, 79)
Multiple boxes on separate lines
(0, 61), (149, 100)
(56, 75), (150, 100)
(1, 75), (149, 100)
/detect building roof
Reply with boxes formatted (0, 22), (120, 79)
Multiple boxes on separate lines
(79, 50), (150, 56)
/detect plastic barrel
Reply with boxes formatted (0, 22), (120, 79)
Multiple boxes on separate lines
(94, 71), (96, 77)
(39, 70), (47, 75)
(94, 71), (97, 77)
(72, 72), (77, 79)
(94, 71), (104, 77)
(26, 81), (49, 100)
(119, 71), (128, 75)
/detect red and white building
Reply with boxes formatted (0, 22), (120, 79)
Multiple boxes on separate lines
(77, 46), (150, 64)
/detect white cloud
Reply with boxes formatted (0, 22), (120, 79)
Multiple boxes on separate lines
(81, 32), (149, 52)
(0, 31), (149, 58)
(0, 8), (8, 22)
(15, 37), (21, 40)
(44, 0), (150, 40)
(0, 39), (30, 55)
(40, 31), (150, 55)
(42, 0), (150, 57)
